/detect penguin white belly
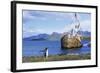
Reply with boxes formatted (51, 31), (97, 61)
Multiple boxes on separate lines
(46, 50), (48, 58)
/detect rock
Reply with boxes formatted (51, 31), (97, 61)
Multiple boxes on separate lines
(61, 34), (82, 49)
(88, 43), (91, 47)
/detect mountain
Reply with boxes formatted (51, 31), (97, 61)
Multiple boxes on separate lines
(78, 31), (91, 37)
(48, 32), (62, 41)
(36, 34), (49, 39)
(23, 34), (49, 40)
(23, 31), (91, 41)
(23, 32), (62, 41)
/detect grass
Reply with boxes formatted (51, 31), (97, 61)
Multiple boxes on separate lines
(82, 36), (91, 41)
(22, 53), (91, 63)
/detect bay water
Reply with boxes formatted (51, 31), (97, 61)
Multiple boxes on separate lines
(22, 40), (90, 57)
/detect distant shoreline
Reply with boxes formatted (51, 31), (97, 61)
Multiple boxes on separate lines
(23, 36), (91, 42)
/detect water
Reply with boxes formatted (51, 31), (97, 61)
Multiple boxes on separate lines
(22, 40), (91, 57)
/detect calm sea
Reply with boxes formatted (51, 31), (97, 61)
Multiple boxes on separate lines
(22, 40), (90, 57)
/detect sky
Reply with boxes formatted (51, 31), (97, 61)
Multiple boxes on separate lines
(23, 10), (91, 38)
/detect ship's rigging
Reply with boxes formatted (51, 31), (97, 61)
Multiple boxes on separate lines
(68, 13), (81, 42)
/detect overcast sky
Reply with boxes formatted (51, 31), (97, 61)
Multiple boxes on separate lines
(23, 10), (91, 38)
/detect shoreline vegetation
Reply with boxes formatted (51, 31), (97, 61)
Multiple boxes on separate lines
(82, 36), (91, 41)
(22, 53), (91, 63)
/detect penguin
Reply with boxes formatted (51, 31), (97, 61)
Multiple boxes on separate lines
(40, 48), (48, 58)
(44, 48), (48, 58)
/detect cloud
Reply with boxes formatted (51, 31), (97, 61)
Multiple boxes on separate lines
(23, 25), (45, 38)
(23, 10), (76, 22)
(80, 20), (91, 31)
(63, 20), (91, 32)
(23, 10), (47, 23)
(23, 10), (90, 23)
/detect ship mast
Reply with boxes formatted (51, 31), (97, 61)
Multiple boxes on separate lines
(74, 13), (81, 41)
(68, 13), (81, 39)
(74, 13), (80, 31)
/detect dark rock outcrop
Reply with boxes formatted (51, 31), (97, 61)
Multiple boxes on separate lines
(61, 35), (82, 49)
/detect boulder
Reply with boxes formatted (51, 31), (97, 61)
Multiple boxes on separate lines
(61, 35), (82, 49)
